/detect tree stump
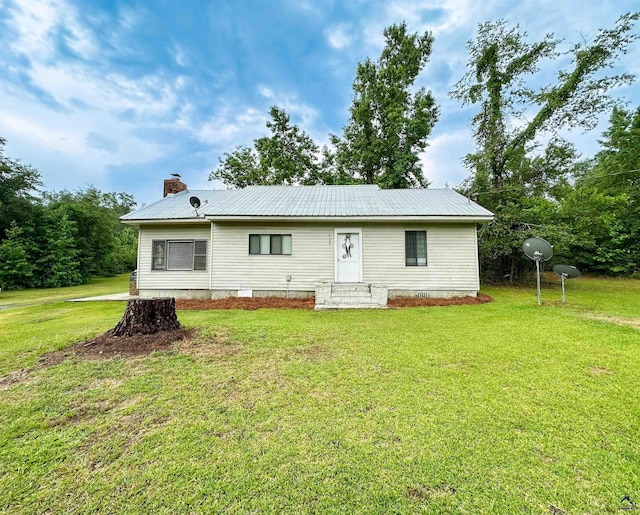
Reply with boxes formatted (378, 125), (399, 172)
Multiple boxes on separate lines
(111, 298), (181, 337)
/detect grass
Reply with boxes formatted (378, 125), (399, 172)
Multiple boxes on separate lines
(1, 276), (639, 513)
(0, 273), (130, 308)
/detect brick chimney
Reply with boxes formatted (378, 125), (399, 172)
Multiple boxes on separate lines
(163, 174), (187, 197)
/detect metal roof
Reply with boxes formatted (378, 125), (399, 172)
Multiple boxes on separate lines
(121, 185), (493, 221)
(120, 189), (236, 221)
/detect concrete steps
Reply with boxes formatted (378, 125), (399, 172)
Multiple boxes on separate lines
(315, 282), (388, 310)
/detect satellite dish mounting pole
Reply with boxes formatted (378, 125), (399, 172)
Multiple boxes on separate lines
(523, 238), (553, 306)
(552, 265), (581, 304)
(534, 251), (542, 306)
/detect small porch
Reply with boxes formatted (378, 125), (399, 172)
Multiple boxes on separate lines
(314, 282), (388, 310)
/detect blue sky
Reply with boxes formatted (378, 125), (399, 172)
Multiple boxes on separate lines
(0, 0), (638, 207)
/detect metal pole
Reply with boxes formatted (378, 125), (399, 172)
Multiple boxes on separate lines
(561, 274), (566, 303)
(536, 257), (541, 306)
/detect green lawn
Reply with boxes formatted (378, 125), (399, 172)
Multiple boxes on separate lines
(0, 273), (130, 309)
(1, 276), (639, 514)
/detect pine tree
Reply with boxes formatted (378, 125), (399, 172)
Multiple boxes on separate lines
(0, 222), (35, 290)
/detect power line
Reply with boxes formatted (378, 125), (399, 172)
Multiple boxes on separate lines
(464, 168), (640, 197)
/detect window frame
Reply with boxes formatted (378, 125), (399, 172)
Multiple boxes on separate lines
(248, 234), (292, 255)
(151, 239), (208, 271)
(405, 230), (427, 267)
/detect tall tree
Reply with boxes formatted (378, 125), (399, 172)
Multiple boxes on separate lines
(0, 137), (43, 238)
(578, 106), (640, 193)
(43, 187), (138, 280)
(0, 222), (35, 290)
(452, 13), (639, 195)
(37, 209), (83, 288)
(558, 106), (640, 275)
(450, 13), (639, 281)
(211, 106), (323, 188)
(333, 22), (439, 188)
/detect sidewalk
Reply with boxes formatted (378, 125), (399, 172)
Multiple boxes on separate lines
(66, 292), (132, 302)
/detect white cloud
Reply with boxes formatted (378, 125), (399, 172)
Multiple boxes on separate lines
(118, 5), (141, 30)
(257, 85), (319, 127)
(326, 24), (353, 49)
(195, 107), (267, 148)
(420, 128), (474, 187)
(8, 0), (99, 60)
(172, 42), (189, 67)
(0, 86), (162, 190)
(0, 0), (190, 194)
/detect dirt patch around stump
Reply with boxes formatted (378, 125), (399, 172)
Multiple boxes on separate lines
(38, 328), (241, 364)
(76, 329), (190, 359)
(37, 329), (192, 365)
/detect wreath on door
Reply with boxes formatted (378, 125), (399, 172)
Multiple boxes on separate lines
(342, 234), (354, 258)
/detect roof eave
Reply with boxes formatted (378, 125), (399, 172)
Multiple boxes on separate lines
(204, 215), (494, 223)
(120, 217), (210, 225)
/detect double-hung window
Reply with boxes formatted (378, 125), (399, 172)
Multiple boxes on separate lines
(405, 231), (427, 266)
(249, 234), (292, 255)
(152, 240), (207, 270)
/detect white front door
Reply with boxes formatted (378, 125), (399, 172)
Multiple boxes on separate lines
(335, 229), (362, 283)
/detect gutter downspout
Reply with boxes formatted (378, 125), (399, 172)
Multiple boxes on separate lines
(209, 221), (214, 293)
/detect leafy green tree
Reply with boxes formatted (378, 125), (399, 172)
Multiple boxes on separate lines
(556, 187), (636, 275)
(332, 22), (439, 188)
(43, 188), (137, 280)
(578, 106), (640, 193)
(558, 106), (640, 275)
(211, 107), (323, 188)
(0, 137), (43, 238)
(115, 225), (139, 272)
(452, 14), (638, 193)
(211, 146), (261, 189)
(450, 13), (639, 281)
(0, 222), (35, 290)
(37, 209), (83, 288)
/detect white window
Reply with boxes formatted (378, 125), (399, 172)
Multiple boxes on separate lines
(249, 234), (292, 255)
(152, 240), (207, 271)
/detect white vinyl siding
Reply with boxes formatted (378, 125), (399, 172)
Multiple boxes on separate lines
(138, 222), (480, 294)
(138, 224), (210, 290)
(362, 223), (479, 291)
(210, 222), (479, 293)
(212, 223), (333, 291)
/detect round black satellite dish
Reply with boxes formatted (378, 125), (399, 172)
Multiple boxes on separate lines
(189, 196), (201, 209)
(553, 264), (581, 279)
(523, 237), (554, 261)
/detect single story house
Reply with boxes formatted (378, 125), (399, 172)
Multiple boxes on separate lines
(121, 178), (494, 308)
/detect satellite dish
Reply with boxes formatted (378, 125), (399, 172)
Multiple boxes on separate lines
(189, 196), (201, 209)
(553, 264), (581, 303)
(523, 238), (554, 262)
(523, 237), (554, 306)
(553, 264), (581, 279)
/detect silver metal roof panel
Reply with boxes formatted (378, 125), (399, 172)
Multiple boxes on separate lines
(120, 189), (236, 221)
(121, 185), (494, 221)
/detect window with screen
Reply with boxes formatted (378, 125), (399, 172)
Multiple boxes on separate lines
(405, 231), (427, 266)
(151, 239), (207, 271)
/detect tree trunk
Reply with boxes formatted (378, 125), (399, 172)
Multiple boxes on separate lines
(111, 298), (181, 337)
